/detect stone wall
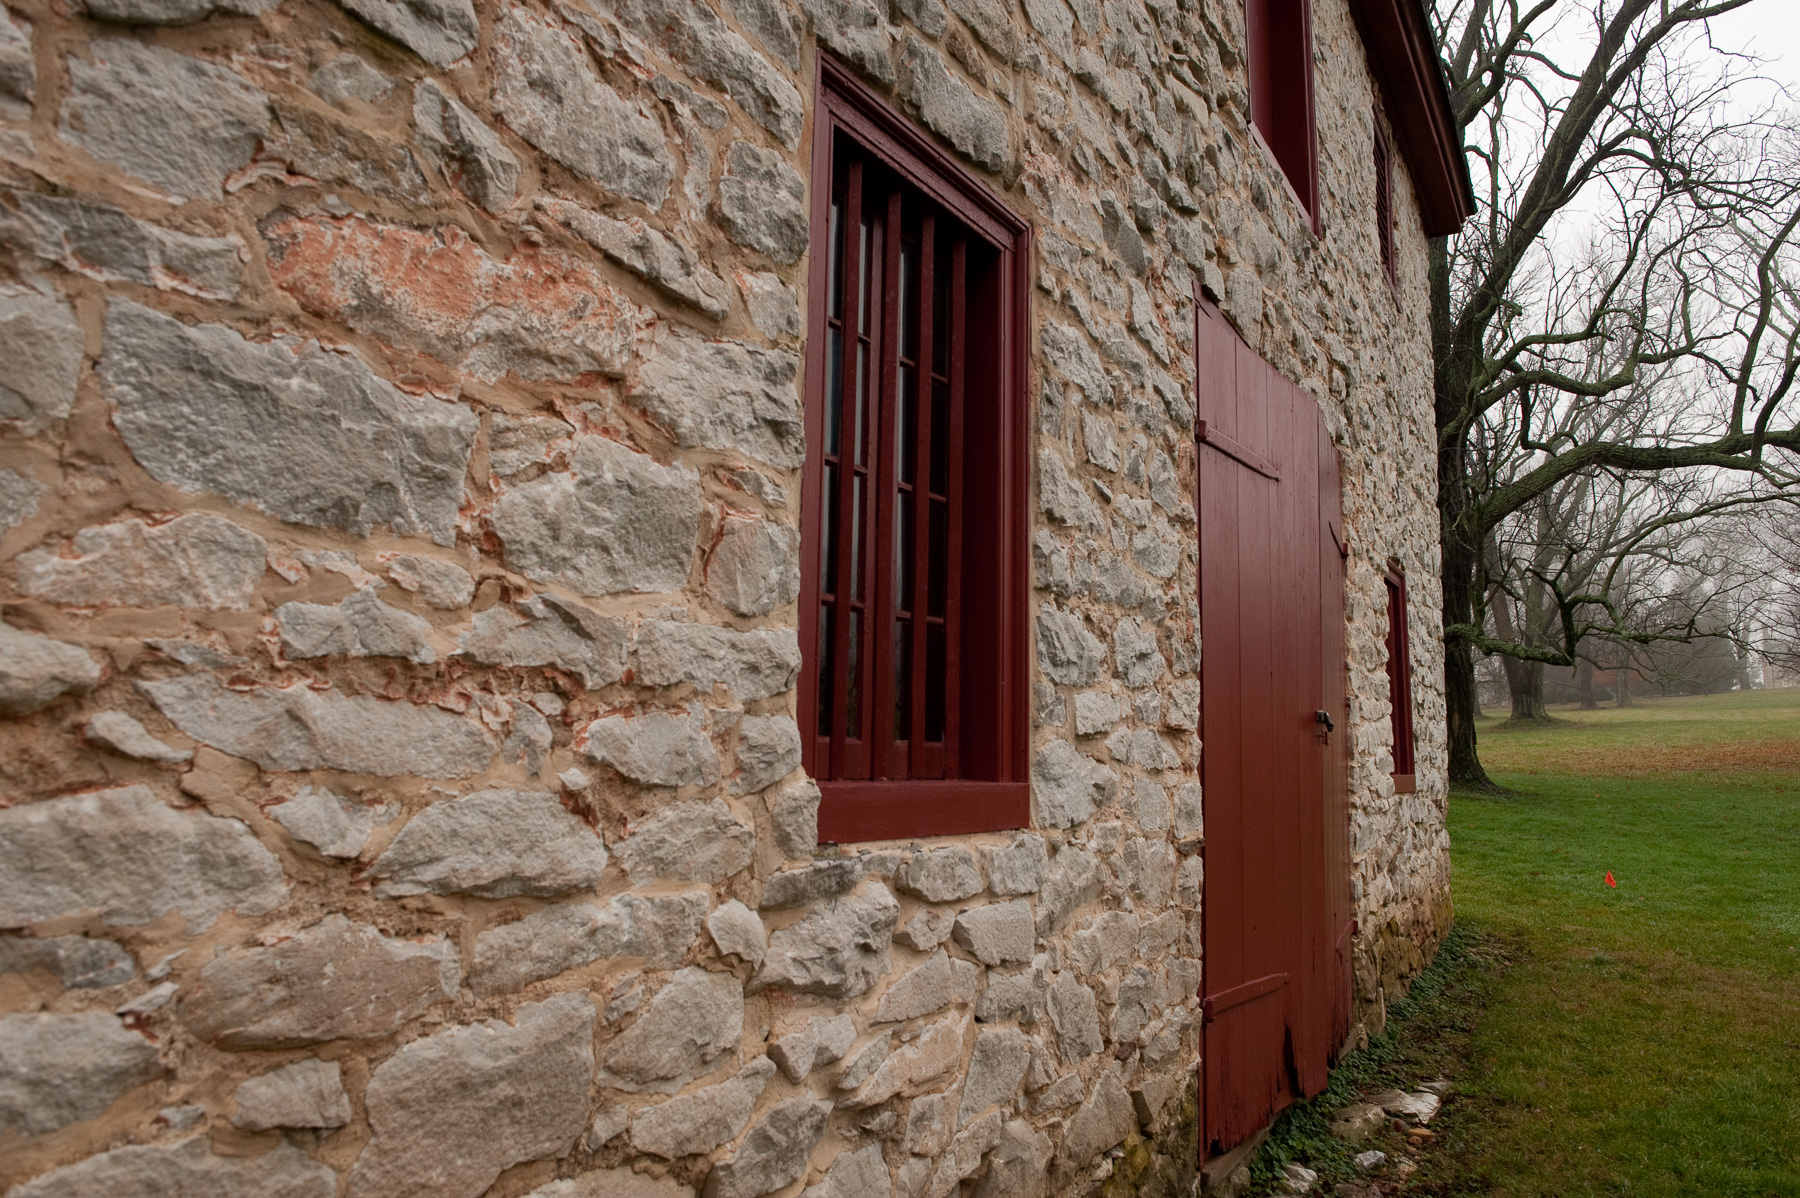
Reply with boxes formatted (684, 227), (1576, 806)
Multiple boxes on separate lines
(0, 0), (1449, 1190)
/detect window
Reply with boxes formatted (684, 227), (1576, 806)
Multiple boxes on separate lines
(1244, 0), (1319, 226)
(1385, 566), (1416, 792)
(799, 58), (1032, 844)
(1374, 116), (1397, 291)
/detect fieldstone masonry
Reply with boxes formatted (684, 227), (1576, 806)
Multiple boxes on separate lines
(0, 0), (1449, 1190)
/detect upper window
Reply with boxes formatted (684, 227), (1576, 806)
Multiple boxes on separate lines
(1245, 0), (1318, 225)
(1385, 566), (1416, 792)
(800, 59), (1032, 844)
(1374, 116), (1397, 291)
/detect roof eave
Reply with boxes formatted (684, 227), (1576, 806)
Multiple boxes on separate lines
(1348, 0), (1477, 237)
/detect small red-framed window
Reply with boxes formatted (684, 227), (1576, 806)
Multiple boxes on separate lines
(799, 58), (1033, 845)
(1385, 566), (1416, 792)
(1245, 0), (1319, 228)
(1374, 116), (1397, 292)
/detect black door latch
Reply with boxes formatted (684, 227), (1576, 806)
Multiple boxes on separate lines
(1314, 709), (1334, 732)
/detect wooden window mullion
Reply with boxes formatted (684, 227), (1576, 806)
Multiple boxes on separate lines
(828, 161), (863, 780)
(871, 187), (905, 780)
(909, 216), (937, 779)
(942, 237), (968, 777)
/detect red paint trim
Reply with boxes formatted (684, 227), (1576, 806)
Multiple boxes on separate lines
(1348, 0), (1476, 235)
(816, 780), (1031, 843)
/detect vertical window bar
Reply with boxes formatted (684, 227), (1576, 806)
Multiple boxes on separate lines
(829, 158), (863, 780)
(942, 235), (968, 777)
(871, 186), (905, 779)
(909, 215), (937, 777)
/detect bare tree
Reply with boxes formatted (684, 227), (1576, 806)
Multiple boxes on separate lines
(1430, 0), (1800, 785)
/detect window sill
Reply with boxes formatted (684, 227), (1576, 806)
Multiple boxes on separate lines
(817, 779), (1031, 844)
(1392, 773), (1417, 794)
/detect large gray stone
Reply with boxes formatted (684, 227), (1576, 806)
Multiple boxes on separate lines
(232, 1059), (352, 1130)
(0, 287), (83, 435)
(542, 198), (731, 318)
(103, 300), (476, 545)
(705, 1096), (832, 1198)
(801, 1144), (891, 1198)
(633, 333), (805, 468)
(1047, 972), (1103, 1063)
(736, 270), (801, 340)
(615, 798), (754, 885)
(987, 833), (1048, 895)
(1036, 604), (1106, 685)
(759, 858), (863, 909)
(768, 776), (820, 857)
(951, 899), (1034, 966)
(1031, 740), (1116, 827)
(795, 0), (894, 84)
(613, 0), (801, 146)
(841, 1012), (963, 1107)
(277, 586), (436, 664)
(896, 37), (1008, 172)
(706, 514), (801, 618)
(493, 435), (701, 596)
(896, 846), (984, 902)
(714, 141), (808, 265)
(584, 709), (722, 788)
(16, 513), (266, 611)
(0, 1012), (160, 1136)
(924, 1108), (1003, 1196)
(459, 594), (627, 687)
(268, 786), (397, 859)
(601, 966), (743, 1093)
(0, 8), (32, 119)
(470, 892), (706, 994)
(1034, 843), (1099, 936)
(1121, 837), (1176, 907)
(181, 916), (457, 1048)
(370, 788), (608, 898)
(383, 552), (474, 608)
(60, 41), (269, 198)
(976, 957), (1049, 1025)
(85, 710), (191, 763)
(721, 0), (800, 67)
(0, 189), (241, 299)
(0, 935), (135, 989)
(412, 78), (519, 209)
(0, 785), (285, 931)
(347, 993), (594, 1198)
(768, 1013), (854, 1081)
(338, 0), (476, 66)
(492, 6), (674, 207)
(0, 469), (43, 534)
(875, 948), (953, 1023)
(1067, 910), (1138, 978)
(273, 96), (432, 203)
(81, 0), (275, 22)
(734, 714), (801, 794)
(630, 1057), (776, 1159)
(8, 1139), (335, 1198)
(973, 1119), (1052, 1198)
(635, 619), (802, 700)
(142, 675), (495, 778)
(753, 884), (899, 998)
(707, 898), (768, 965)
(0, 622), (99, 715)
(1112, 617), (1165, 687)
(1055, 1067), (1136, 1171)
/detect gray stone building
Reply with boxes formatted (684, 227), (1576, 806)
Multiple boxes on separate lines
(0, 0), (1469, 1191)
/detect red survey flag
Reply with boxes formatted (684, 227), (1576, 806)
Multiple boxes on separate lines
(1604, 871), (1617, 888)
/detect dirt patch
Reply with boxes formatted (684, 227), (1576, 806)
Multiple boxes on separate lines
(1484, 737), (1800, 779)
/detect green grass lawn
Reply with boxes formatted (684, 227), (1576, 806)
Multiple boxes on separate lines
(1421, 688), (1800, 1197)
(1247, 687), (1800, 1197)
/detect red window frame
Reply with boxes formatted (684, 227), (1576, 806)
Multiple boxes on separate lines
(1385, 565), (1416, 792)
(800, 56), (1033, 845)
(1245, 0), (1320, 230)
(1374, 115), (1398, 293)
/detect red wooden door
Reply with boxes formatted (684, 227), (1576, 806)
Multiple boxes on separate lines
(1193, 295), (1351, 1157)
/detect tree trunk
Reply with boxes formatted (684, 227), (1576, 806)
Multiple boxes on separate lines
(1577, 658), (1598, 709)
(1615, 667), (1633, 707)
(1505, 658), (1548, 719)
